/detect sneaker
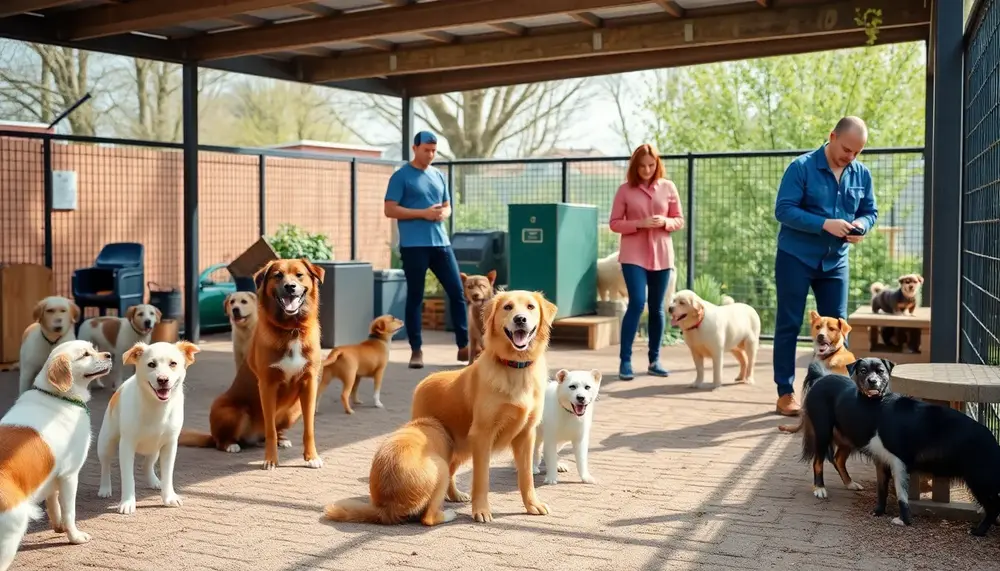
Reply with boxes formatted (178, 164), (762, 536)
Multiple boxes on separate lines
(408, 350), (424, 369)
(647, 362), (670, 377)
(618, 361), (634, 381)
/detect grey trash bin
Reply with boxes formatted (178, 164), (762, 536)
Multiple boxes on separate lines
(314, 261), (374, 349)
(373, 269), (407, 341)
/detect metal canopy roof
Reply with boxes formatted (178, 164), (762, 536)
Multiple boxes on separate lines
(0, 0), (931, 97)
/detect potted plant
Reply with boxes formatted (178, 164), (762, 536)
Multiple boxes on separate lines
(266, 223), (334, 262)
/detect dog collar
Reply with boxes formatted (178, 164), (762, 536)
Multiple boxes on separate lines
(683, 317), (704, 332)
(560, 404), (583, 415)
(40, 331), (60, 345)
(130, 321), (149, 337)
(368, 334), (386, 342)
(29, 386), (90, 417)
(498, 358), (533, 369)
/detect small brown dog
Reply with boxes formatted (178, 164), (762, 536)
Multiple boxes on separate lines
(460, 270), (497, 363)
(319, 314), (404, 414)
(870, 274), (924, 316)
(322, 417), (456, 526)
(224, 291), (258, 369)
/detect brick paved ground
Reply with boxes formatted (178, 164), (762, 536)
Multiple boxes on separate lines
(3, 331), (1000, 571)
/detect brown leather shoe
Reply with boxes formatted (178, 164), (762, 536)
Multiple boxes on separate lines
(408, 350), (424, 369)
(457, 346), (470, 363)
(776, 394), (801, 416)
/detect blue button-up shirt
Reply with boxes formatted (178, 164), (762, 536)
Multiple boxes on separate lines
(774, 144), (878, 272)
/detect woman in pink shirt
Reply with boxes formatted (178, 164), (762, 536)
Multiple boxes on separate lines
(609, 143), (685, 380)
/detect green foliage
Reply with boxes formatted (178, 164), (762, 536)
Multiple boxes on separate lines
(265, 223), (333, 261)
(854, 8), (884, 46)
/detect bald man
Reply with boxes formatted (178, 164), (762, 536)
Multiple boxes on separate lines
(771, 116), (879, 416)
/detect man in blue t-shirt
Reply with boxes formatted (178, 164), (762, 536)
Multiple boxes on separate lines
(384, 131), (469, 368)
(772, 116), (878, 417)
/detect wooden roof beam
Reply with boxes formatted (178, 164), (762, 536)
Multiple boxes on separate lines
(0, 0), (78, 18)
(652, 0), (684, 17)
(187, 0), (651, 61)
(59, 0), (305, 40)
(301, 0), (930, 83)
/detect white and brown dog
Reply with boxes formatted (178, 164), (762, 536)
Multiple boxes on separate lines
(0, 340), (112, 571)
(18, 296), (80, 395)
(78, 304), (161, 390)
(98, 341), (200, 515)
(224, 292), (257, 369)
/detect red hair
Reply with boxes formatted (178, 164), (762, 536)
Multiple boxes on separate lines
(626, 143), (665, 187)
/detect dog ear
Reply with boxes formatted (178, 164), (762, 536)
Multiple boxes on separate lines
(846, 359), (859, 378)
(590, 369), (602, 384)
(223, 294), (233, 317)
(69, 302), (81, 323)
(174, 341), (201, 366)
(253, 261), (275, 291)
(46, 353), (73, 392)
(534, 292), (558, 326)
(460, 272), (469, 284)
(917, 275), (924, 284)
(125, 305), (138, 322)
(484, 294), (504, 334)
(32, 300), (46, 322)
(486, 269), (497, 285)
(838, 318), (852, 334)
(555, 369), (569, 383)
(123, 342), (147, 366)
(372, 317), (386, 335)
(880, 358), (896, 375)
(152, 306), (162, 322)
(302, 258), (325, 285)
(808, 310), (821, 323)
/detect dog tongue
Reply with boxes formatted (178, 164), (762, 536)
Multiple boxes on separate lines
(573, 403), (586, 416)
(512, 329), (529, 346)
(818, 343), (831, 354)
(281, 296), (303, 312)
(156, 388), (170, 400)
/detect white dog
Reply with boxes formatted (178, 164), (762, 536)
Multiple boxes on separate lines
(78, 303), (161, 390)
(596, 251), (628, 302)
(0, 340), (111, 571)
(668, 290), (761, 390)
(532, 368), (602, 485)
(98, 340), (200, 515)
(18, 296), (80, 395)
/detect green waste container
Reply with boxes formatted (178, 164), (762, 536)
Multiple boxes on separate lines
(507, 203), (598, 319)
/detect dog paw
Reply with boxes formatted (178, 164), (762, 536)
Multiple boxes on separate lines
(872, 505), (886, 517)
(162, 493), (183, 508)
(812, 487), (829, 499)
(557, 461), (570, 473)
(148, 476), (162, 490)
(117, 498), (137, 515)
(304, 456), (324, 469)
(688, 381), (704, 389)
(442, 509), (458, 523)
(277, 439), (292, 449)
(374, 400), (384, 409)
(846, 481), (864, 491)
(262, 459), (278, 471)
(970, 525), (989, 537)
(532, 466), (541, 475)
(741, 377), (755, 385)
(472, 504), (493, 523)
(67, 530), (91, 545)
(543, 475), (559, 485)
(447, 490), (471, 503)
(524, 500), (549, 516)
(580, 474), (597, 484)
(97, 485), (112, 498)
(225, 443), (241, 453)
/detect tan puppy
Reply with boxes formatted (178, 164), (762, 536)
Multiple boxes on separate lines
(18, 296), (80, 395)
(0, 340), (112, 570)
(411, 290), (557, 523)
(319, 314), (404, 414)
(668, 290), (761, 390)
(224, 292), (258, 369)
(323, 417), (456, 526)
(460, 270), (497, 363)
(778, 311), (856, 434)
(78, 303), (161, 390)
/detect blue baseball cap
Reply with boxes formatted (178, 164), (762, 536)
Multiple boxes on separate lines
(413, 131), (438, 146)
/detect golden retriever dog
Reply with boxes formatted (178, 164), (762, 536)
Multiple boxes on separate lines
(410, 290), (557, 523)
(179, 259), (325, 471)
(596, 251), (628, 302)
(778, 310), (856, 434)
(318, 314), (404, 414)
(18, 296), (80, 395)
(668, 290), (761, 390)
(460, 270), (497, 363)
(224, 291), (258, 369)
(323, 417), (456, 526)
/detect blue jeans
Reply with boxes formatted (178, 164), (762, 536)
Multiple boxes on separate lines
(773, 249), (849, 397)
(620, 264), (673, 363)
(399, 246), (469, 351)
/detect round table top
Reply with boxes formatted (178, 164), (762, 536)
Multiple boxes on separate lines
(891, 363), (1000, 403)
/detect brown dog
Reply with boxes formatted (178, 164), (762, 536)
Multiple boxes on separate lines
(319, 314), (404, 414)
(179, 259), (325, 471)
(778, 310), (856, 434)
(870, 274), (924, 316)
(460, 270), (497, 363)
(322, 417), (455, 526)
(224, 291), (258, 369)
(410, 289), (557, 523)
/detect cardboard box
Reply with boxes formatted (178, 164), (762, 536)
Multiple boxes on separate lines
(227, 237), (279, 280)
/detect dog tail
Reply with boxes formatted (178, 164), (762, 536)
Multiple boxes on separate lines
(322, 349), (344, 366)
(178, 430), (215, 448)
(323, 498), (403, 525)
(804, 361), (828, 387)
(720, 295), (735, 305)
(870, 282), (886, 296)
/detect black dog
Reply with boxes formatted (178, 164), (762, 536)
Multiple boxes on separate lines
(800, 357), (1000, 536)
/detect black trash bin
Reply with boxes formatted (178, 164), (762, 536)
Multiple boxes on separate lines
(314, 261), (374, 349)
(373, 269), (407, 341)
(147, 282), (182, 321)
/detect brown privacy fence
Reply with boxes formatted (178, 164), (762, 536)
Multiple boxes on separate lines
(0, 131), (397, 316)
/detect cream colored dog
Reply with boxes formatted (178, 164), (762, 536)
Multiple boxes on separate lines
(98, 341), (200, 515)
(78, 304), (161, 390)
(596, 251), (628, 302)
(224, 292), (257, 369)
(18, 296), (80, 395)
(668, 290), (761, 390)
(0, 340), (112, 571)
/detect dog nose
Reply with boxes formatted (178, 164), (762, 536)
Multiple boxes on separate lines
(576, 395), (586, 404)
(144, 320), (152, 328)
(101, 352), (111, 359)
(513, 314), (527, 327)
(157, 376), (170, 386)
(283, 283), (297, 293)
(232, 308), (242, 317)
(817, 334), (827, 343)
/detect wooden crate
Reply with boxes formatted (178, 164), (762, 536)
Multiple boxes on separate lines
(551, 315), (618, 350)
(847, 305), (931, 364)
(0, 263), (53, 369)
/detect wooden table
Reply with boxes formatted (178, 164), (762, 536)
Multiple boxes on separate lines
(891, 363), (1000, 521)
(847, 305), (931, 364)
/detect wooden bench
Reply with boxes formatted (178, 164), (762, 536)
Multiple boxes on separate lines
(551, 315), (618, 350)
(847, 305), (931, 365)
(891, 363), (1000, 521)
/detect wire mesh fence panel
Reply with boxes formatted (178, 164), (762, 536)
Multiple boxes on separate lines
(0, 134), (45, 266)
(450, 161), (563, 233)
(264, 157), (351, 260)
(356, 161), (397, 269)
(198, 151), (260, 285)
(962, 0), (1000, 436)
